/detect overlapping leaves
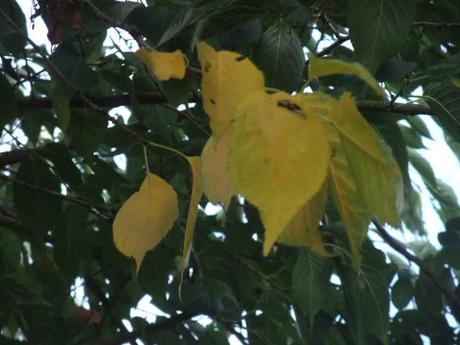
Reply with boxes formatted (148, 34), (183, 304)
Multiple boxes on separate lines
(113, 43), (403, 271)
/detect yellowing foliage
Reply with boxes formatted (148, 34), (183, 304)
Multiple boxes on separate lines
(181, 156), (202, 275)
(279, 182), (330, 256)
(113, 173), (179, 272)
(197, 42), (265, 138)
(308, 54), (384, 96)
(201, 129), (235, 208)
(229, 91), (330, 255)
(328, 127), (372, 265)
(136, 48), (188, 81)
(113, 43), (404, 273)
(328, 93), (403, 225)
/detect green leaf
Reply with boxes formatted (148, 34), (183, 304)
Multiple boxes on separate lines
(0, 73), (17, 127)
(162, 71), (196, 106)
(69, 108), (107, 160)
(392, 271), (414, 309)
(292, 249), (332, 325)
(52, 88), (71, 133)
(406, 116), (432, 139)
(256, 20), (304, 92)
(400, 125), (426, 149)
(54, 205), (90, 277)
(13, 157), (62, 237)
(425, 80), (460, 142)
(408, 149), (437, 188)
(0, 0), (26, 54)
(126, 6), (175, 46)
(370, 114), (410, 187)
(348, 0), (416, 71)
(339, 242), (394, 345)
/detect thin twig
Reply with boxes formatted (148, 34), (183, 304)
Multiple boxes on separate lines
(316, 35), (350, 57)
(0, 173), (113, 221)
(373, 220), (460, 310)
(413, 21), (460, 28)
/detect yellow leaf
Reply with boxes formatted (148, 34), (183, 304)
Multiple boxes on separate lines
(197, 42), (265, 138)
(136, 48), (188, 81)
(322, 92), (386, 162)
(181, 156), (202, 274)
(328, 127), (372, 266)
(229, 91), (330, 256)
(113, 173), (179, 272)
(279, 182), (330, 256)
(329, 93), (403, 225)
(308, 54), (384, 96)
(201, 129), (236, 208)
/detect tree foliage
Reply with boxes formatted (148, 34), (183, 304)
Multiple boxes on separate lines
(1, 0), (460, 344)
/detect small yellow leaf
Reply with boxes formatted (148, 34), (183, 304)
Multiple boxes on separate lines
(308, 54), (384, 96)
(113, 173), (179, 272)
(181, 156), (202, 274)
(201, 129), (236, 208)
(197, 42), (265, 138)
(136, 48), (188, 81)
(229, 91), (330, 256)
(279, 182), (330, 256)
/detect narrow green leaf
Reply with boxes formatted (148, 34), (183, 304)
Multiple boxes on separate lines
(425, 80), (460, 142)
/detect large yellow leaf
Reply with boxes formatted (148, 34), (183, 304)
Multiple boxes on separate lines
(329, 93), (403, 225)
(201, 129), (236, 208)
(328, 128), (372, 266)
(136, 48), (187, 81)
(197, 42), (265, 138)
(113, 173), (179, 272)
(308, 54), (383, 96)
(278, 182), (330, 256)
(229, 91), (330, 256)
(181, 156), (202, 274)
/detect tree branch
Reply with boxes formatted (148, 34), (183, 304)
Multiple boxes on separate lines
(0, 212), (29, 236)
(0, 148), (43, 167)
(357, 101), (432, 116)
(373, 220), (460, 309)
(17, 92), (169, 109)
(16, 93), (433, 116)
